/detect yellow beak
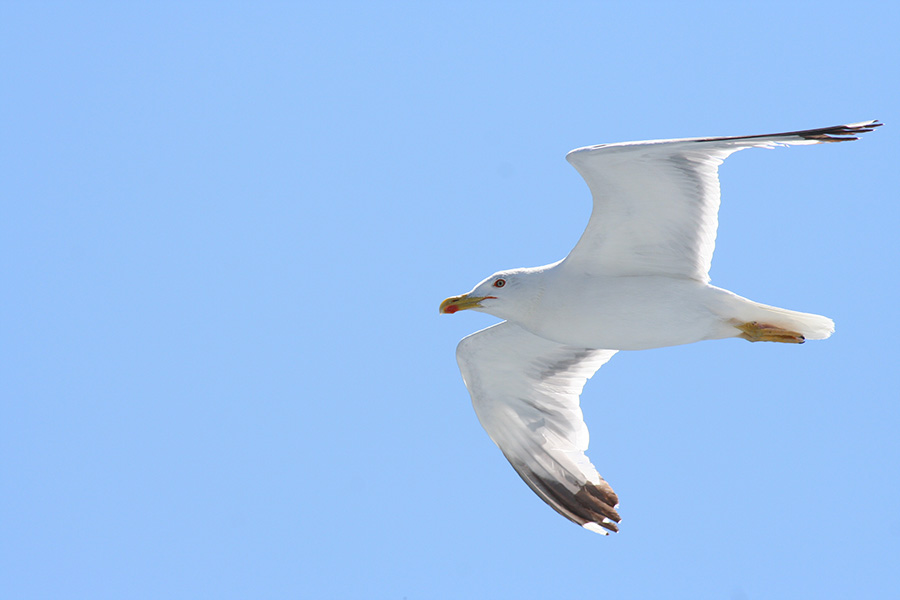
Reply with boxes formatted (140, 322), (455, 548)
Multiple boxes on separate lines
(439, 294), (493, 314)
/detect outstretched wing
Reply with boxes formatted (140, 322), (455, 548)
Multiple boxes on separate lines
(456, 321), (620, 534)
(563, 120), (881, 282)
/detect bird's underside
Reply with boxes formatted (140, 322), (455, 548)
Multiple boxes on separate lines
(441, 120), (881, 535)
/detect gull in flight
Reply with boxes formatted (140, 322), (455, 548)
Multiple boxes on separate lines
(440, 120), (881, 534)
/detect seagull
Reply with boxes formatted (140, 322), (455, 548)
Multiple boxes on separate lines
(440, 120), (881, 535)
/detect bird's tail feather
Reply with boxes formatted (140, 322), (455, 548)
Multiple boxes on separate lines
(742, 302), (834, 340)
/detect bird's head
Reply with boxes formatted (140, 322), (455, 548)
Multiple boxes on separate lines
(440, 269), (531, 320)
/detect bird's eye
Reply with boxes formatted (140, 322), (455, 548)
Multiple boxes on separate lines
(493, 279), (506, 288)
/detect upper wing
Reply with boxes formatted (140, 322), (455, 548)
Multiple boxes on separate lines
(456, 321), (620, 534)
(563, 120), (881, 282)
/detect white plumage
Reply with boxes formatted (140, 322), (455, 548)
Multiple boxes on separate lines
(440, 121), (880, 534)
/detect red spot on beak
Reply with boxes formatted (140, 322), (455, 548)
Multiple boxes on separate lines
(444, 304), (458, 314)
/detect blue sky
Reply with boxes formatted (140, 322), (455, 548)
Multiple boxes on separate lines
(2, 2), (898, 598)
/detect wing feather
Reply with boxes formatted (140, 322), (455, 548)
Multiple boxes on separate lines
(563, 120), (881, 282)
(456, 321), (620, 533)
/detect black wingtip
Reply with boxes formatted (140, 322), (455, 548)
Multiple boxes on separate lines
(509, 456), (622, 534)
(796, 119), (882, 142)
(689, 120), (883, 145)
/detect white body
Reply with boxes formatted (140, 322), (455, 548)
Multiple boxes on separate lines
(508, 265), (832, 351)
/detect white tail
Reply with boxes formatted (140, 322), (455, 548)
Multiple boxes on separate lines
(745, 302), (835, 340)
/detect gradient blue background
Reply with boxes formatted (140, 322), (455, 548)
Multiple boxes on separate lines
(2, 2), (898, 599)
